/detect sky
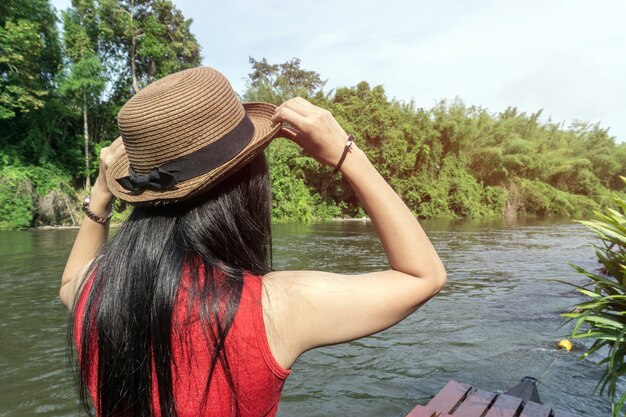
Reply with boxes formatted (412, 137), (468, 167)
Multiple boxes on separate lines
(51, 0), (626, 143)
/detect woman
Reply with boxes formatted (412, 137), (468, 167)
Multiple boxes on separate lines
(60, 67), (446, 417)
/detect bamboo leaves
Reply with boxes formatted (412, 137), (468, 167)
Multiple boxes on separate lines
(564, 178), (626, 416)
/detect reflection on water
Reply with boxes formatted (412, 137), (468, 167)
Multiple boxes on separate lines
(0, 218), (610, 416)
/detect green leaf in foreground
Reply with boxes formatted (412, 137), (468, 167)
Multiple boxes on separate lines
(563, 178), (626, 416)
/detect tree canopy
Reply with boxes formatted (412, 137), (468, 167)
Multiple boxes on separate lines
(243, 57), (325, 104)
(0, 0), (61, 120)
(246, 58), (625, 222)
(0, 2), (623, 229)
(0, 0), (202, 228)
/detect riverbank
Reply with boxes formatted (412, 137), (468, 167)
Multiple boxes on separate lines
(1, 161), (619, 231)
(3, 184), (617, 231)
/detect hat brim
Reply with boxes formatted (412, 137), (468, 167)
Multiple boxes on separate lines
(106, 102), (281, 206)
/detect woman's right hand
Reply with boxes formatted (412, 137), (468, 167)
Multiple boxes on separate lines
(272, 97), (351, 168)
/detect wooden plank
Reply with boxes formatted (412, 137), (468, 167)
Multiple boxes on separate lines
(519, 401), (551, 417)
(426, 380), (472, 413)
(453, 389), (496, 417)
(552, 409), (583, 417)
(406, 380), (583, 417)
(405, 405), (437, 417)
(483, 394), (523, 417)
(405, 404), (454, 417)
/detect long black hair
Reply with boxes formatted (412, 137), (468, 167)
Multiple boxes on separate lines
(68, 154), (273, 417)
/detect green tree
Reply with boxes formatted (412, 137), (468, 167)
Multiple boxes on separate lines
(56, 0), (201, 186)
(0, 0), (62, 155)
(570, 121), (624, 190)
(0, 0), (204, 228)
(61, 0), (106, 189)
(0, 0), (61, 120)
(97, 0), (201, 96)
(0, 20), (47, 119)
(243, 57), (325, 104)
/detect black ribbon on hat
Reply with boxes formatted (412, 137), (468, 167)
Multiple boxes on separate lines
(116, 166), (179, 192)
(116, 115), (255, 194)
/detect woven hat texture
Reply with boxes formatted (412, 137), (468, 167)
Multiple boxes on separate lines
(106, 67), (281, 206)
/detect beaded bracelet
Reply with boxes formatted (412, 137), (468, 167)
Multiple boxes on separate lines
(82, 195), (113, 224)
(332, 134), (355, 174)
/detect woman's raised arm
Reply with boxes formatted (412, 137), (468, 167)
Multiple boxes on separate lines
(263, 98), (446, 369)
(59, 138), (125, 308)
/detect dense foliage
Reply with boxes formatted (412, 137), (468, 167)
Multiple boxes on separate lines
(0, 0), (624, 228)
(246, 59), (624, 222)
(0, 0), (200, 228)
(561, 178), (626, 417)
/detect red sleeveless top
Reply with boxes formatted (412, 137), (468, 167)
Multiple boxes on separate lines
(74, 268), (291, 417)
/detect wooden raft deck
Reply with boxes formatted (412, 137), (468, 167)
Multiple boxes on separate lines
(406, 381), (584, 417)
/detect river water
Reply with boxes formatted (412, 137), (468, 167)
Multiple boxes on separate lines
(0, 219), (612, 416)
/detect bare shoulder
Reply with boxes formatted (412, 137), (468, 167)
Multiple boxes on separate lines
(259, 270), (349, 368)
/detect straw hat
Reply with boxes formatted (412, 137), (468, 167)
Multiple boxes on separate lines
(106, 67), (282, 206)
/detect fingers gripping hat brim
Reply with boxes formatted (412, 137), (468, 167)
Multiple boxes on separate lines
(106, 102), (281, 206)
